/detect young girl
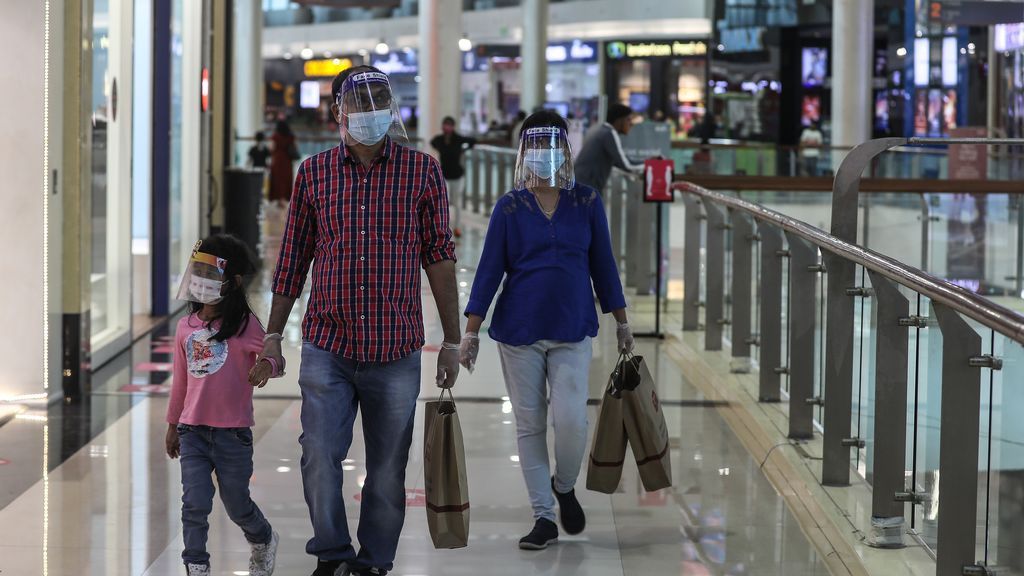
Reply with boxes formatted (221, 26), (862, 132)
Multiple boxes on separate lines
(165, 234), (283, 576)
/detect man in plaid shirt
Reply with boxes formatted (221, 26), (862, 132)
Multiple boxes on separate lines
(258, 66), (462, 576)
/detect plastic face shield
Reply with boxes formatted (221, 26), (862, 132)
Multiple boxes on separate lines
(176, 251), (227, 305)
(513, 126), (575, 190)
(336, 71), (408, 145)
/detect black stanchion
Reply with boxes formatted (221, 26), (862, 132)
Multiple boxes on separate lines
(635, 203), (665, 340)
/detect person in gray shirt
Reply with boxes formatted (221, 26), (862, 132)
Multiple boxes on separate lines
(573, 103), (643, 194)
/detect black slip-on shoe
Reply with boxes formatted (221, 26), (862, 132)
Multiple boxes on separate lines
(519, 518), (559, 550)
(552, 477), (586, 535)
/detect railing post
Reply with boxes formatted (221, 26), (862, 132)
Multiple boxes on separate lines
(495, 153), (509, 214)
(482, 151), (494, 214)
(704, 201), (726, 351)
(464, 149), (475, 213)
(785, 233), (817, 440)
(932, 304), (984, 576)
(731, 211), (755, 372)
(626, 175), (642, 289)
(821, 249), (857, 486)
(865, 272), (909, 549)
(609, 173), (624, 266)
(683, 193), (702, 331)
(758, 222), (784, 401)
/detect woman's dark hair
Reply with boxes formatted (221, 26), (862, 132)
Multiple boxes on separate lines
(520, 109), (568, 135)
(275, 120), (293, 137)
(189, 234), (261, 342)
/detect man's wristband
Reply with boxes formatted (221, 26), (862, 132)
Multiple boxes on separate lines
(441, 342), (460, 351)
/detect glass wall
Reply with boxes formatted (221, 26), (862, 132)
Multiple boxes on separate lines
(89, 0), (133, 365)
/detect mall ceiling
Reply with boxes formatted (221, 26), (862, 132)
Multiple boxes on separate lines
(293, 0), (401, 7)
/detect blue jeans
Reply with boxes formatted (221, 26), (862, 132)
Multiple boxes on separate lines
(298, 343), (422, 571)
(497, 338), (593, 522)
(178, 424), (272, 567)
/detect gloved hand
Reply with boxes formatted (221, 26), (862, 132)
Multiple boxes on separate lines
(437, 343), (461, 389)
(616, 322), (635, 354)
(459, 332), (479, 373)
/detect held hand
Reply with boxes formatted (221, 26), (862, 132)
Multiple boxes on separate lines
(436, 345), (461, 389)
(616, 322), (635, 354)
(459, 333), (479, 373)
(249, 358), (274, 388)
(260, 338), (284, 365)
(166, 425), (180, 459)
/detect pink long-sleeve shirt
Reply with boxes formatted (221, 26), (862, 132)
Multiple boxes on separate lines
(166, 313), (265, 428)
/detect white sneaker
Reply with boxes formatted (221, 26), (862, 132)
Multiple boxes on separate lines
(249, 530), (280, 576)
(186, 563), (210, 576)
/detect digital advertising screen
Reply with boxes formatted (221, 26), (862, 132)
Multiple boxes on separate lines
(928, 89), (943, 137)
(299, 80), (321, 109)
(874, 91), (889, 132)
(801, 47), (827, 87)
(629, 92), (651, 114)
(801, 94), (821, 126)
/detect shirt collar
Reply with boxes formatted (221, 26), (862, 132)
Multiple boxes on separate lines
(340, 136), (394, 165)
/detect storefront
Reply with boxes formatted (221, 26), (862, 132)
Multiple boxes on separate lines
(994, 22), (1024, 139)
(263, 55), (360, 128)
(603, 39), (710, 140)
(461, 40), (602, 132)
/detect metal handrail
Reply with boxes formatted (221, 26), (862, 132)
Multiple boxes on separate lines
(674, 180), (1024, 345)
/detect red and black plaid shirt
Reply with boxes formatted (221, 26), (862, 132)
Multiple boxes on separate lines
(272, 138), (456, 362)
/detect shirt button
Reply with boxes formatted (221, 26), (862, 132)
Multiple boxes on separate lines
(361, 230), (366, 235)
(363, 179), (368, 183)
(360, 256), (365, 261)
(360, 315), (366, 320)
(360, 286), (365, 291)
(361, 205), (366, 210)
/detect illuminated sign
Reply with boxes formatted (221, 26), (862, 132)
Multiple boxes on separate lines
(201, 68), (209, 111)
(303, 58), (354, 77)
(546, 40), (597, 63)
(605, 40), (707, 59)
(995, 23), (1024, 52)
(371, 51), (418, 75)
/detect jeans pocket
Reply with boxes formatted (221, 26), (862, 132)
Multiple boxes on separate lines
(176, 424), (190, 435)
(233, 428), (254, 447)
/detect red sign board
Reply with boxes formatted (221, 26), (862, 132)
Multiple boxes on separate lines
(948, 127), (988, 180)
(643, 158), (675, 203)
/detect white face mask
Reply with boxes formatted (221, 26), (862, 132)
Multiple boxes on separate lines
(524, 149), (566, 180)
(189, 277), (225, 304)
(346, 110), (393, 145)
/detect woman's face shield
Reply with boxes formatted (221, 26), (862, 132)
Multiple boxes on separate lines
(335, 71), (408, 145)
(176, 251), (227, 305)
(513, 126), (575, 190)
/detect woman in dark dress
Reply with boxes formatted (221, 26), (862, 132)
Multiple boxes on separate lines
(269, 120), (298, 206)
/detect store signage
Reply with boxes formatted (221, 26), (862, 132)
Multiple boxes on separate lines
(201, 68), (209, 112)
(605, 40), (707, 60)
(620, 122), (672, 163)
(546, 40), (597, 63)
(719, 27), (764, 53)
(995, 23), (1024, 52)
(643, 158), (675, 203)
(304, 58), (354, 78)
(948, 127), (988, 180)
(371, 50), (418, 75)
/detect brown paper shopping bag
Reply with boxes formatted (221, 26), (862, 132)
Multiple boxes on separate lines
(586, 355), (639, 494)
(423, 389), (470, 549)
(619, 354), (673, 492)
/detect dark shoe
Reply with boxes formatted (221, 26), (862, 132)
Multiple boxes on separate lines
(351, 569), (388, 576)
(519, 518), (559, 550)
(311, 559), (343, 576)
(552, 477), (586, 535)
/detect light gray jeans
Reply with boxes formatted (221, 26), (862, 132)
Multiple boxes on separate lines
(497, 338), (593, 522)
(446, 177), (464, 231)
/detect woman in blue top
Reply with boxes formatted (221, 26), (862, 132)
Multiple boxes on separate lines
(459, 110), (634, 550)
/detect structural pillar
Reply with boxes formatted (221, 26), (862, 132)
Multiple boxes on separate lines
(418, 0), (462, 150)
(521, 0), (549, 113)
(831, 0), (873, 149)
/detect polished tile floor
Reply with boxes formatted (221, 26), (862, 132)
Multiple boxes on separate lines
(0, 203), (828, 575)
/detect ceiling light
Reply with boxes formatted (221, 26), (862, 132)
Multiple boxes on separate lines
(282, 52), (293, 60)
(375, 40), (390, 55)
(896, 46), (907, 57)
(323, 50), (332, 58)
(300, 46), (314, 60)
(459, 36), (472, 52)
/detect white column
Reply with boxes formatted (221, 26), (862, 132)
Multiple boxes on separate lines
(418, 0), (462, 151)
(0, 0), (60, 400)
(521, 0), (549, 113)
(234, 0), (264, 146)
(831, 0), (873, 148)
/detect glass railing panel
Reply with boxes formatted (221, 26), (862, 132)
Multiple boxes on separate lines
(852, 266), (878, 481)
(911, 298), (942, 550)
(813, 247), (827, 427)
(666, 201), (686, 329)
(985, 332), (1024, 570)
(781, 235), (790, 394)
(863, 193), (927, 271)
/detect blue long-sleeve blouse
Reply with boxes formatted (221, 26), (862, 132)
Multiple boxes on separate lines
(464, 183), (627, 346)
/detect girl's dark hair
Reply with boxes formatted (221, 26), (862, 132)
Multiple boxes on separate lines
(520, 109), (567, 135)
(275, 120), (293, 137)
(189, 234), (261, 342)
